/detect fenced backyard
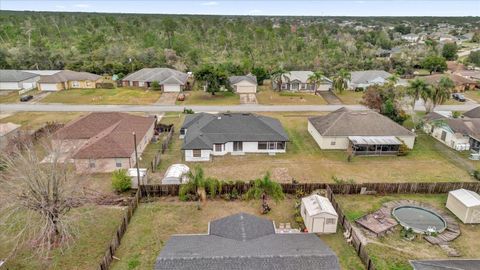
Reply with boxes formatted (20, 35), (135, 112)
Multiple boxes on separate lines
(149, 126), (175, 173)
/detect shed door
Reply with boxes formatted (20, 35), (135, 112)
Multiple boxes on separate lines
(164, 84), (181, 92)
(313, 217), (324, 232)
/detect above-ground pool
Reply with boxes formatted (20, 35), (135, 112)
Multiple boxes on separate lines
(392, 206), (447, 233)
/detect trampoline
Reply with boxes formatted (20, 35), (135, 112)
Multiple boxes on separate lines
(392, 206), (447, 234)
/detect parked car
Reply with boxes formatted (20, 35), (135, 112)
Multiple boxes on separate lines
(452, 93), (466, 102)
(20, 95), (33, 102)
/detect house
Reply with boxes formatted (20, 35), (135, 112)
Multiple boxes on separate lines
(454, 70), (480, 82)
(161, 164), (190, 185)
(52, 112), (155, 173)
(308, 108), (415, 155)
(347, 70), (395, 90)
(423, 112), (480, 151)
(0, 122), (21, 151)
(401, 33), (420, 43)
(122, 68), (189, 92)
(411, 259), (480, 270)
(446, 189), (480, 224)
(421, 73), (477, 92)
(37, 70), (102, 91)
(0, 70), (39, 91)
(228, 74), (257, 93)
(273, 71), (332, 92)
(180, 113), (289, 162)
(463, 106), (480, 119)
(154, 213), (340, 270)
(301, 194), (338, 234)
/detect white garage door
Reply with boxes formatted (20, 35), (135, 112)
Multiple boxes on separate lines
(236, 85), (256, 93)
(164, 84), (181, 92)
(40, 83), (59, 91)
(22, 82), (36, 90)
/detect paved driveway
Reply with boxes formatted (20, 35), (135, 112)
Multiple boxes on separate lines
(155, 92), (178, 105)
(240, 94), (257, 104)
(317, 91), (342, 105)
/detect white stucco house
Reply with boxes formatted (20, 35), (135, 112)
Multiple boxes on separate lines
(273, 71), (332, 92)
(308, 108), (416, 155)
(180, 113), (289, 162)
(228, 74), (257, 93)
(347, 70), (401, 90)
(401, 33), (420, 43)
(122, 67), (189, 92)
(0, 70), (39, 91)
(446, 189), (480, 224)
(301, 194), (338, 234)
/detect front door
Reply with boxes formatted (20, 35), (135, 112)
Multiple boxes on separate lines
(233, 141), (243, 152)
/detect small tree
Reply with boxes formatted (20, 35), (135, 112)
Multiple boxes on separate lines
(251, 67), (269, 85)
(270, 68), (287, 91)
(442, 43), (458, 61)
(245, 173), (284, 202)
(112, 169), (131, 192)
(151, 80), (161, 90)
(422, 54), (447, 74)
(333, 69), (351, 94)
(179, 166), (206, 201)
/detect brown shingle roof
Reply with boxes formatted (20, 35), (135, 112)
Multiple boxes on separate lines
(38, 70), (101, 83)
(420, 73), (476, 87)
(463, 106), (480, 119)
(308, 108), (414, 137)
(54, 112), (155, 159)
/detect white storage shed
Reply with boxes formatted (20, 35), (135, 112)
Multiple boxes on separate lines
(446, 189), (480, 224)
(162, 164), (190, 185)
(128, 168), (148, 189)
(301, 194), (338, 234)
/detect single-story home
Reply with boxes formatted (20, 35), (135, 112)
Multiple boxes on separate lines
(308, 108), (416, 155)
(446, 189), (480, 224)
(38, 70), (102, 91)
(463, 106), (480, 119)
(52, 112), (156, 173)
(0, 122), (21, 151)
(453, 70), (480, 82)
(154, 212), (340, 270)
(301, 194), (338, 234)
(401, 33), (420, 43)
(423, 112), (480, 151)
(228, 74), (257, 93)
(273, 71), (332, 92)
(180, 113), (289, 162)
(347, 70), (398, 90)
(421, 73), (477, 92)
(0, 70), (39, 91)
(122, 67), (189, 92)
(411, 259), (480, 270)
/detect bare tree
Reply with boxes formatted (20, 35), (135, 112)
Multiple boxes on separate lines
(0, 139), (80, 260)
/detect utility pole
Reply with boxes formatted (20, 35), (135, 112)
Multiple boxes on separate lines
(133, 132), (141, 190)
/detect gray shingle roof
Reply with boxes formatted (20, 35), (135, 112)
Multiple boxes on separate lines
(123, 68), (188, 84)
(309, 107), (415, 137)
(155, 213), (340, 270)
(281, 71), (332, 84)
(0, 70), (38, 82)
(181, 113), (289, 150)
(410, 259), (480, 270)
(38, 70), (101, 83)
(463, 106), (480, 119)
(229, 74), (257, 85)
(349, 70), (392, 85)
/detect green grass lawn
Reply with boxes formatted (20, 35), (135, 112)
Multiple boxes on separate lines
(335, 194), (480, 270)
(335, 91), (364, 105)
(256, 85), (328, 105)
(0, 205), (124, 270)
(463, 90), (480, 103)
(41, 88), (161, 105)
(109, 198), (364, 270)
(176, 90), (240, 105)
(0, 89), (40, 103)
(155, 112), (473, 183)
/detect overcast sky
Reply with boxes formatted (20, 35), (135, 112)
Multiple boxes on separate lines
(1, 0), (479, 16)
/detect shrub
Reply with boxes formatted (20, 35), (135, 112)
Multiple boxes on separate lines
(332, 176), (356, 184)
(151, 80), (161, 90)
(183, 108), (194, 114)
(245, 173), (284, 201)
(112, 169), (131, 192)
(473, 170), (480, 180)
(397, 143), (409, 156)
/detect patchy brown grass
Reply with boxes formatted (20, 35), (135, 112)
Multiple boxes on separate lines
(256, 85), (327, 105)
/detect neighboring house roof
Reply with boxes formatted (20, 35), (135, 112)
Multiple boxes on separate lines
(410, 259), (480, 270)
(447, 61), (466, 72)
(181, 113), (289, 150)
(282, 71), (332, 84)
(0, 122), (21, 137)
(308, 108), (415, 137)
(229, 74), (257, 85)
(463, 106), (480, 119)
(123, 68), (188, 85)
(154, 213), (340, 270)
(421, 73), (477, 87)
(431, 117), (480, 141)
(455, 70), (480, 80)
(21, 70), (62, 76)
(449, 189), (480, 207)
(0, 70), (38, 82)
(302, 194), (338, 217)
(54, 112), (155, 159)
(349, 70), (393, 86)
(38, 70), (102, 83)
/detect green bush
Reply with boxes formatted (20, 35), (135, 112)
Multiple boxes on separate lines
(151, 80), (161, 90)
(112, 169), (131, 192)
(473, 170), (480, 180)
(397, 143), (409, 156)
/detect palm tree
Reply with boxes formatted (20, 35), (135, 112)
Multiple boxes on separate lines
(430, 76), (454, 111)
(307, 71), (324, 93)
(407, 78), (430, 111)
(270, 68), (287, 92)
(333, 69), (351, 94)
(179, 166), (207, 202)
(245, 172), (284, 202)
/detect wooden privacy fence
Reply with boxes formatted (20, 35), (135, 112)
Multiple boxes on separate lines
(150, 127), (175, 172)
(98, 189), (141, 270)
(161, 127), (174, 154)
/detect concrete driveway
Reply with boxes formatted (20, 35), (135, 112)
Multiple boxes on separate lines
(240, 94), (257, 104)
(155, 92), (178, 105)
(317, 91), (342, 105)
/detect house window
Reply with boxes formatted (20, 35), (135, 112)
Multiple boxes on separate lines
(268, 142), (276, 150)
(89, 159), (96, 168)
(233, 141), (243, 152)
(86, 81), (91, 87)
(115, 159), (122, 168)
(180, 128), (186, 135)
(331, 141), (336, 146)
(441, 131), (447, 142)
(258, 142), (268, 150)
(192, 149), (201, 157)
(214, 144), (223, 152)
(277, 142), (285, 150)
(72, 81), (80, 87)
(326, 218), (336, 225)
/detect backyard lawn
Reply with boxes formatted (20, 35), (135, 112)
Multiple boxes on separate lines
(176, 90), (240, 105)
(155, 112), (473, 183)
(256, 85), (328, 105)
(463, 90), (480, 103)
(335, 194), (480, 270)
(41, 88), (161, 105)
(109, 198), (364, 270)
(336, 91), (364, 105)
(0, 112), (83, 130)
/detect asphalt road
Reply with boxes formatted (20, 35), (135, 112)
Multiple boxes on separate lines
(0, 103), (478, 113)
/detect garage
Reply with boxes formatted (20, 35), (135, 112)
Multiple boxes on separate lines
(229, 75), (258, 94)
(40, 83), (60, 91)
(235, 84), (257, 93)
(163, 84), (181, 92)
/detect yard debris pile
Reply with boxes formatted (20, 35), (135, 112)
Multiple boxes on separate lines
(69, 188), (132, 207)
